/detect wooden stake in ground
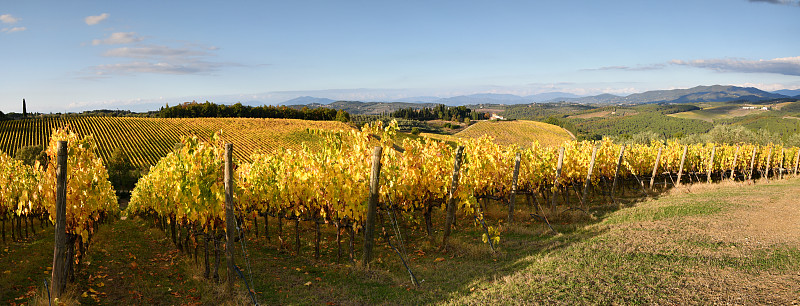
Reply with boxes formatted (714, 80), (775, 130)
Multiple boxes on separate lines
(508, 152), (521, 223)
(765, 146), (773, 181)
(582, 146), (598, 209)
(707, 145), (716, 183)
(748, 147), (757, 181)
(223, 143), (236, 292)
(794, 148), (800, 176)
(611, 145), (626, 200)
(779, 148), (785, 180)
(441, 146), (465, 251)
(362, 146), (382, 269)
(551, 147), (565, 215)
(729, 146), (740, 181)
(649, 146), (662, 190)
(51, 141), (68, 299)
(677, 145), (688, 186)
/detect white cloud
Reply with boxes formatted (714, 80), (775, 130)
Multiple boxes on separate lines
(91, 32), (143, 45)
(731, 82), (800, 91)
(103, 45), (210, 58)
(1, 26), (26, 33)
(583, 64), (666, 72)
(86, 43), (239, 76)
(89, 61), (228, 75)
(0, 14), (19, 24)
(671, 56), (800, 76)
(748, 0), (800, 6)
(85, 13), (109, 25)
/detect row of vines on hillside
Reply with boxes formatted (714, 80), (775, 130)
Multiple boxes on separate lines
(0, 128), (118, 291)
(126, 121), (800, 274)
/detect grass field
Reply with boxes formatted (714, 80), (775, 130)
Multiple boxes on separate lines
(4, 177), (799, 304)
(0, 117), (352, 167)
(668, 105), (767, 122)
(422, 120), (573, 147)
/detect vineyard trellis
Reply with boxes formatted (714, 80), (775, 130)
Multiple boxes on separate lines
(3, 120), (800, 298)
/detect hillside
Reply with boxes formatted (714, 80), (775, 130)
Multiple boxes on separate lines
(0, 117), (352, 167)
(423, 120), (573, 147)
(279, 86), (790, 112)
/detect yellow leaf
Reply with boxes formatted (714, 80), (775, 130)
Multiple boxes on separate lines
(304, 281), (312, 286)
(434, 257), (445, 262)
(82, 292), (88, 298)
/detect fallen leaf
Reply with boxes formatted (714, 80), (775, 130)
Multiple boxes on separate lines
(304, 281), (312, 286)
(434, 257), (445, 262)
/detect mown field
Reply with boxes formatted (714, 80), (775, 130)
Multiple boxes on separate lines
(0, 117), (352, 167)
(422, 120), (573, 147)
(668, 104), (767, 122)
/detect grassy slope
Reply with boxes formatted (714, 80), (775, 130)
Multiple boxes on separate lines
(4, 179), (800, 304)
(0, 117), (352, 167)
(423, 120), (573, 147)
(447, 179), (800, 304)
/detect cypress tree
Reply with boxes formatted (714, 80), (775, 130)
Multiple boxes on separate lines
(22, 99), (27, 118)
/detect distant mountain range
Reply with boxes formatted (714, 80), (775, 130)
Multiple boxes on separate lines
(281, 85), (798, 114)
(281, 96), (337, 105)
(772, 89), (800, 97)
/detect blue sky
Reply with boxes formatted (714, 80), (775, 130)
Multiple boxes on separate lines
(1, 0), (799, 113)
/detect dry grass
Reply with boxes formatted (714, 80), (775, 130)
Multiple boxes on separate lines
(447, 177), (800, 304)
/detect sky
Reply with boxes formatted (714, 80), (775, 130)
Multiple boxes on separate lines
(1, 0), (800, 113)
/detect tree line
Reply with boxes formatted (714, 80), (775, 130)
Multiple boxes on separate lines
(391, 104), (481, 122)
(158, 101), (350, 122)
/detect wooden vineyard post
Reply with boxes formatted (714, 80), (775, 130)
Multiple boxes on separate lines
(794, 149), (800, 176)
(582, 146), (598, 209)
(441, 146), (464, 251)
(611, 145), (626, 199)
(707, 145), (715, 183)
(729, 146), (740, 181)
(51, 141), (68, 299)
(748, 147), (757, 181)
(677, 145), (688, 186)
(551, 147), (565, 215)
(765, 146), (773, 181)
(508, 152), (521, 223)
(779, 148), (785, 180)
(362, 146), (382, 268)
(649, 146), (663, 190)
(223, 144), (236, 292)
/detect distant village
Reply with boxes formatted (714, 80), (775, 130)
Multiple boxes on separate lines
(741, 106), (770, 110)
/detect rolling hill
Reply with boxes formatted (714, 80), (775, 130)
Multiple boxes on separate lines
(0, 117), (352, 167)
(422, 120), (574, 147)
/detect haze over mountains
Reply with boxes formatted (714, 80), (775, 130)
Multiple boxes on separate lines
(281, 85), (797, 110)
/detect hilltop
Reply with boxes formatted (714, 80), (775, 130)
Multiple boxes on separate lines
(422, 120), (574, 147)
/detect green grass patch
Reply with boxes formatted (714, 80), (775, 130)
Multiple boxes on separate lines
(603, 199), (725, 224)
